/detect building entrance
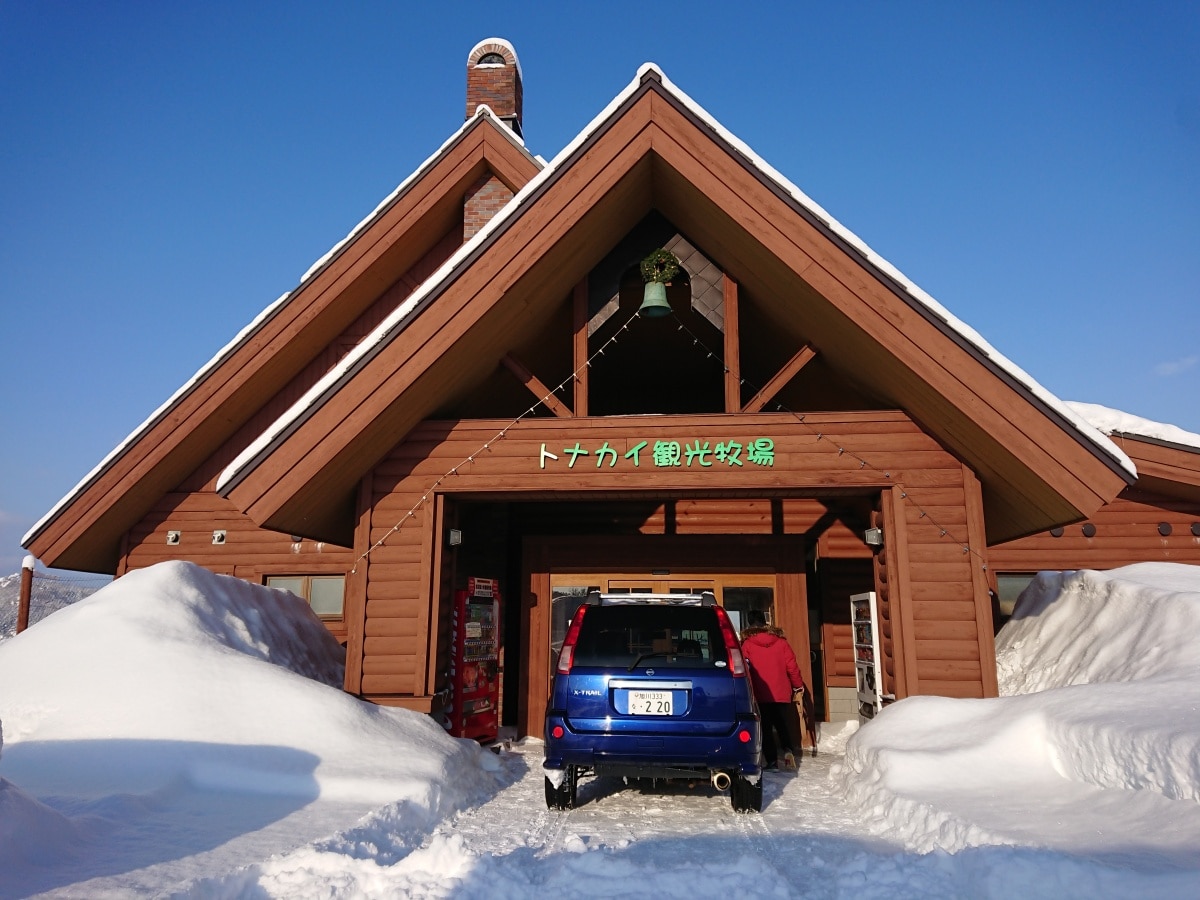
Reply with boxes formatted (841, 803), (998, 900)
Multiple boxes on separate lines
(520, 534), (809, 736)
(548, 572), (777, 672)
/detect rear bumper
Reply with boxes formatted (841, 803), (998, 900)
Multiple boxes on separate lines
(544, 713), (761, 777)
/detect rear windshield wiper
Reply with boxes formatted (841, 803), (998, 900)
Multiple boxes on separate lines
(627, 651), (673, 671)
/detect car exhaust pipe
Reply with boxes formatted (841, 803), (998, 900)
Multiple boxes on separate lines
(711, 771), (732, 791)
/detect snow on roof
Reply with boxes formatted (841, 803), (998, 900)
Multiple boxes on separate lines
(23, 105), (533, 550)
(1066, 401), (1200, 452)
(218, 64), (1134, 494)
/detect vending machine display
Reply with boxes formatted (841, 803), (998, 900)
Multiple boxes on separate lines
(448, 576), (502, 742)
(851, 591), (883, 721)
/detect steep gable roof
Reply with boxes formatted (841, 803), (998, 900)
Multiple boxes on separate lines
(24, 108), (540, 572)
(216, 65), (1134, 546)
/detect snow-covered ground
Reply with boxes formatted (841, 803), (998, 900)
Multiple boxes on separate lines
(2, 561), (1198, 897)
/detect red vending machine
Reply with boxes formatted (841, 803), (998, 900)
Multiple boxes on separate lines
(448, 576), (502, 742)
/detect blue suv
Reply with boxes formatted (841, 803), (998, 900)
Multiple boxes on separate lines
(543, 592), (763, 812)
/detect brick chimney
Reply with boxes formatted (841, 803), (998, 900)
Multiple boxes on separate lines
(466, 38), (523, 137)
(464, 39), (522, 241)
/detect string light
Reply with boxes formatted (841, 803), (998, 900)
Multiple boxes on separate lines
(349, 308), (644, 571)
(352, 303), (992, 578)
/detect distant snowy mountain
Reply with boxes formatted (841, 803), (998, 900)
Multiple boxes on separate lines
(0, 571), (105, 642)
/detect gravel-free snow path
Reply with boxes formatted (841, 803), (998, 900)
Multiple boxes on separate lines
(278, 735), (1015, 900)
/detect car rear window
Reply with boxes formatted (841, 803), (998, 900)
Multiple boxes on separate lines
(572, 605), (723, 668)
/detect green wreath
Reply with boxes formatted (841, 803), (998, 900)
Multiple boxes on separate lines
(640, 248), (681, 284)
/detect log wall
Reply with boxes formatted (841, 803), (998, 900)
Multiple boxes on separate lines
(120, 490), (355, 642)
(356, 411), (995, 710)
(990, 487), (1200, 573)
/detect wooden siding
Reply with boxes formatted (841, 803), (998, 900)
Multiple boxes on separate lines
(119, 490), (356, 642)
(358, 410), (994, 709)
(990, 487), (1200, 573)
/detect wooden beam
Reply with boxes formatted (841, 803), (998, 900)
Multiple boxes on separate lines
(722, 275), (740, 413)
(741, 344), (817, 414)
(881, 484), (919, 699)
(421, 493), (445, 697)
(962, 465), (999, 698)
(573, 280), (588, 417)
(500, 353), (574, 418)
(344, 474), (374, 696)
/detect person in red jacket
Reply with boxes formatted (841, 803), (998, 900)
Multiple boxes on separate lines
(741, 610), (806, 769)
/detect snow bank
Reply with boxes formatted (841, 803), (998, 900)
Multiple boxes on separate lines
(0, 561), (500, 810)
(836, 564), (1200, 863)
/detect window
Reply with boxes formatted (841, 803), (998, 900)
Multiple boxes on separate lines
(995, 573), (1036, 619)
(266, 575), (345, 618)
(720, 585), (774, 635)
(573, 605), (722, 669)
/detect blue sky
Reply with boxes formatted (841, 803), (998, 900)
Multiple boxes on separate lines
(2, 2), (1197, 574)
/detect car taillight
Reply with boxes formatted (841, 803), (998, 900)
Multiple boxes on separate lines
(556, 605), (589, 674)
(714, 607), (747, 677)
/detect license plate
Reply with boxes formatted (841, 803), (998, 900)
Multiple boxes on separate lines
(628, 690), (672, 715)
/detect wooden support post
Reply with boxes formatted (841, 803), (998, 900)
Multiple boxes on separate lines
(881, 485), (919, 699)
(962, 465), (1000, 698)
(573, 280), (588, 417)
(17, 555), (34, 633)
(343, 477), (374, 696)
(723, 275), (741, 413)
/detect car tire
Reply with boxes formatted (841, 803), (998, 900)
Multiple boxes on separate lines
(730, 773), (762, 813)
(544, 765), (577, 810)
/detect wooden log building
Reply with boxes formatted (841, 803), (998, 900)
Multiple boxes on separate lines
(23, 40), (1200, 733)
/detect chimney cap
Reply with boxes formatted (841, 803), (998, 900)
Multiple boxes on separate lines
(467, 37), (522, 79)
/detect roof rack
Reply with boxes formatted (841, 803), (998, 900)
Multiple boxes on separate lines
(583, 590), (717, 607)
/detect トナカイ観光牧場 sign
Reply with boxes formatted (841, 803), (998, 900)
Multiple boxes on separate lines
(538, 438), (774, 470)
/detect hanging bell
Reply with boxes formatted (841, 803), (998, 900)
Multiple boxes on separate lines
(638, 281), (672, 317)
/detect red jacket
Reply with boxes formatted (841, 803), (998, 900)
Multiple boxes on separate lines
(741, 628), (805, 703)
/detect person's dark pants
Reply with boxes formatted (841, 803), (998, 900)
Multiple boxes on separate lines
(759, 701), (803, 765)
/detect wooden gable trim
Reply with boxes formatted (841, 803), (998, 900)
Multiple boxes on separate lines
(218, 79), (665, 504)
(26, 116), (541, 572)
(638, 91), (1129, 539)
(221, 73), (1128, 544)
(222, 89), (662, 534)
(645, 82), (1131, 493)
(1113, 435), (1200, 496)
